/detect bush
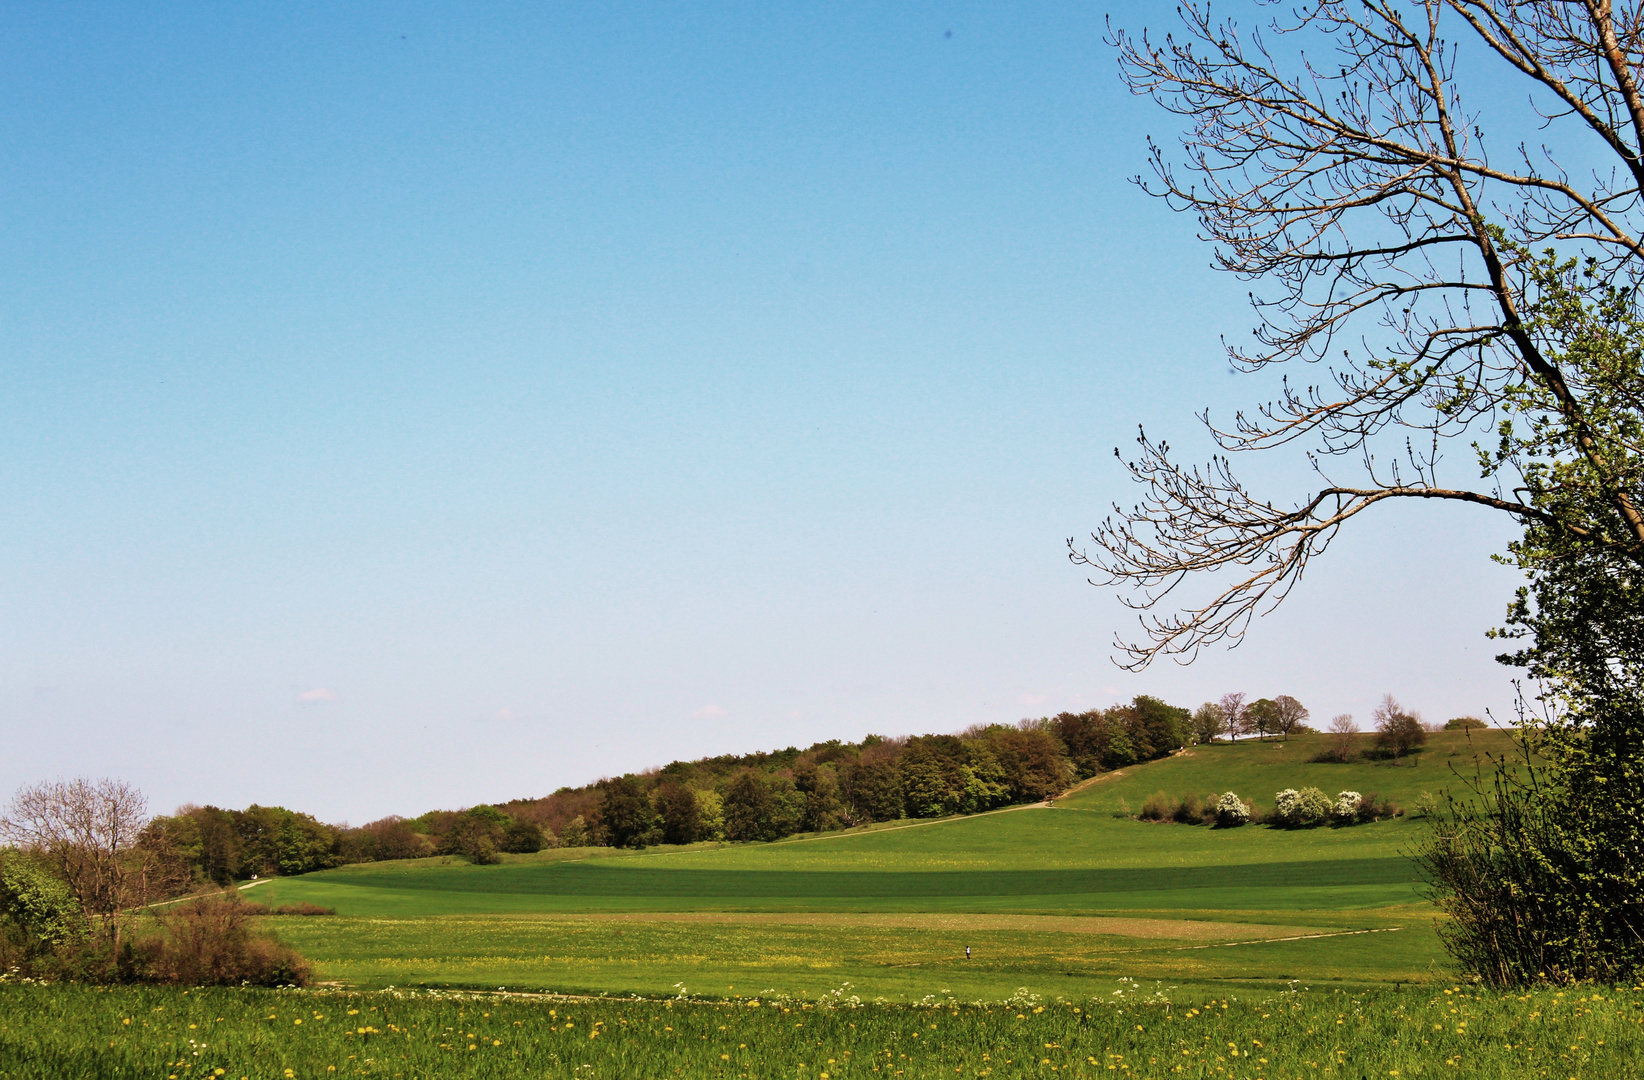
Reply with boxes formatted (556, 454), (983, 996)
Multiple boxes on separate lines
(1172, 792), (1212, 825)
(132, 895), (311, 987)
(1333, 790), (1363, 824)
(1138, 791), (1174, 821)
(0, 853), (88, 951)
(1445, 716), (1488, 730)
(1214, 792), (1249, 827)
(1295, 787), (1332, 826)
(1273, 787), (1332, 827)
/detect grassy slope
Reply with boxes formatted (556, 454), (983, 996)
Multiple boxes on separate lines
(241, 739), (1507, 996)
(1056, 728), (1518, 816)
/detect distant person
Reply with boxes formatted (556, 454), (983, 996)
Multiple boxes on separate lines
(965, 946), (971, 960)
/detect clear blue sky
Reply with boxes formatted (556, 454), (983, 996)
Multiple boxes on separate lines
(1, 3), (1522, 823)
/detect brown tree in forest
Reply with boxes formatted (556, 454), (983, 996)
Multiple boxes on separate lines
(1072, 1), (1644, 669)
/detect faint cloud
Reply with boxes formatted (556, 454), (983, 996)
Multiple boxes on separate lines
(692, 704), (727, 720)
(297, 688), (337, 703)
(1017, 693), (1048, 707)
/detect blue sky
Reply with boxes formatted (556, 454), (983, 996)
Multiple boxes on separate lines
(1, 3), (1523, 822)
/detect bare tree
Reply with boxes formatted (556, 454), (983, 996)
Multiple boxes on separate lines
(0, 778), (155, 950)
(1373, 694), (1429, 757)
(1073, 1), (1644, 668)
(1328, 712), (1360, 761)
(1219, 691), (1250, 741)
(1273, 694), (1311, 740)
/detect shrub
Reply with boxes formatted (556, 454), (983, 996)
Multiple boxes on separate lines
(1138, 791), (1174, 822)
(1295, 787), (1332, 826)
(1445, 716), (1488, 730)
(237, 902), (272, 916)
(1214, 792), (1249, 827)
(1171, 792), (1209, 825)
(1333, 790), (1363, 824)
(132, 895), (311, 987)
(1273, 788), (1301, 827)
(0, 853), (88, 951)
(1111, 797), (1130, 820)
(1273, 787), (1332, 827)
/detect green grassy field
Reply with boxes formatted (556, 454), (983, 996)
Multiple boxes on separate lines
(5, 980), (1641, 1079)
(223, 735), (1522, 1001)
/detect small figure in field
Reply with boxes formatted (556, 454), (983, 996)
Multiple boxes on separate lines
(965, 946), (971, 960)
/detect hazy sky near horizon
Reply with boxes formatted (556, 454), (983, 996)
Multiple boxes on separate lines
(3, 3), (1525, 823)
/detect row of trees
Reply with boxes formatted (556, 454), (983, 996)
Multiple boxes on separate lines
(5, 689), (1341, 920)
(1188, 693), (1310, 743)
(560, 697), (1223, 849)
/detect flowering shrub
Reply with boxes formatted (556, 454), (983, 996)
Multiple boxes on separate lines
(1294, 787), (1332, 826)
(1333, 791), (1363, 823)
(1214, 792), (1249, 827)
(1271, 787), (1333, 827)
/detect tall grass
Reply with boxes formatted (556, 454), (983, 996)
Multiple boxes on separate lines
(2, 979), (1640, 1078)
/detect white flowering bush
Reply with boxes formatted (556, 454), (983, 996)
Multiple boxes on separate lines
(1214, 791), (1249, 827)
(1333, 790), (1363, 823)
(1273, 788), (1302, 827)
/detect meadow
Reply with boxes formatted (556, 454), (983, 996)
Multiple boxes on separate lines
(13, 728), (1628, 1078)
(226, 733), (1515, 1001)
(3, 978), (1640, 1079)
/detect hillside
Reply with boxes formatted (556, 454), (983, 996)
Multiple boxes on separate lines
(241, 740), (1473, 998)
(1056, 727), (1517, 817)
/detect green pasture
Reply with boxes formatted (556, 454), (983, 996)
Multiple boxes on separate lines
(235, 742), (1483, 998)
(262, 906), (1439, 1000)
(6, 980), (1641, 1080)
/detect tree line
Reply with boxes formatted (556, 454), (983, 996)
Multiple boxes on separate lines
(100, 694), (1224, 885)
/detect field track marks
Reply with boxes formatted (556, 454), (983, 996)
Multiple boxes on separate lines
(1173, 926), (1405, 950)
(557, 911), (1327, 942)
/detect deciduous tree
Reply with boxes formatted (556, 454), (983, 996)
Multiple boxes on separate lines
(0, 778), (156, 951)
(1073, 2), (1644, 668)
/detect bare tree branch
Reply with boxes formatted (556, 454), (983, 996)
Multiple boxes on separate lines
(1082, 1), (1644, 668)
